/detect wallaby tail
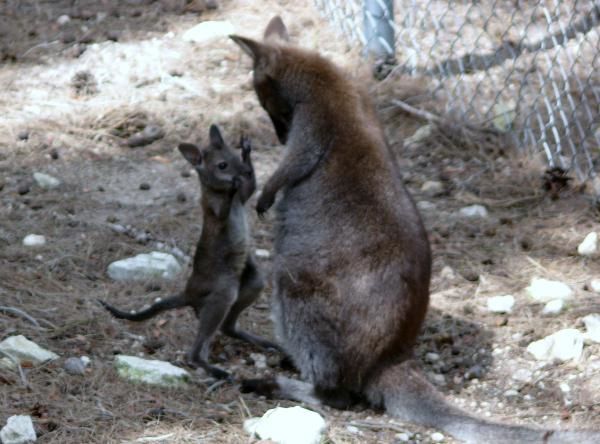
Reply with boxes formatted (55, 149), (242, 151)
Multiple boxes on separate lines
(366, 360), (599, 444)
(98, 294), (187, 322)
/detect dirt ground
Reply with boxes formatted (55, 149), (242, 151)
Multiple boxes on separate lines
(1, 1), (600, 443)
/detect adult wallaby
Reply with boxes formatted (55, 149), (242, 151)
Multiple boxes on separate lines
(229, 17), (599, 443)
(100, 125), (280, 379)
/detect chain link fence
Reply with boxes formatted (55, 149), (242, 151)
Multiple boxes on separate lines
(315, 0), (600, 183)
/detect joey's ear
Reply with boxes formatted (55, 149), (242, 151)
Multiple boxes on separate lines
(178, 143), (202, 165)
(229, 35), (267, 61)
(209, 124), (225, 149)
(264, 16), (289, 42)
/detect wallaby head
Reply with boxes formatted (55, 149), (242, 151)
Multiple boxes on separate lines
(230, 17), (351, 144)
(178, 124), (251, 192)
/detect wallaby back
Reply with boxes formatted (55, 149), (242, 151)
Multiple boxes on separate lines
(231, 17), (600, 443)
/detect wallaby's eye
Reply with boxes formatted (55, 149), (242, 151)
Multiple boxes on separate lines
(218, 162), (228, 170)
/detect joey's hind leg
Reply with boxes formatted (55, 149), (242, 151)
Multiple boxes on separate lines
(186, 287), (237, 380)
(221, 258), (283, 352)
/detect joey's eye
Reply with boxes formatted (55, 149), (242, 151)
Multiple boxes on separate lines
(218, 162), (228, 170)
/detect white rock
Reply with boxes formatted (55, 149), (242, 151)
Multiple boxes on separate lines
(22, 234), (46, 247)
(396, 432), (411, 442)
(255, 248), (271, 259)
(590, 279), (600, 294)
(107, 252), (181, 281)
(346, 425), (360, 434)
(526, 329), (584, 362)
(542, 299), (564, 315)
(577, 232), (598, 256)
(425, 352), (440, 363)
(57, 14), (70, 26)
(431, 432), (445, 442)
(420, 180), (444, 196)
(0, 335), (58, 370)
(559, 382), (571, 393)
(440, 266), (457, 280)
(114, 355), (189, 387)
(182, 21), (235, 43)
(0, 415), (36, 444)
(244, 406), (326, 444)
(583, 313), (600, 344)
(487, 295), (515, 313)
(405, 124), (433, 145)
(458, 204), (488, 219)
(80, 356), (91, 367)
(417, 200), (436, 211)
(504, 389), (519, 397)
(250, 352), (267, 369)
(512, 368), (533, 383)
(526, 278), (573, 303)
(33, 172), (61, 190)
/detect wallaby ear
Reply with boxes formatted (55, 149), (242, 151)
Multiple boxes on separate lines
(264, 16), (289, 42)
(209, 124), (225, 149)
(229, 35), (266, 61)
(178, 143), (202, 165)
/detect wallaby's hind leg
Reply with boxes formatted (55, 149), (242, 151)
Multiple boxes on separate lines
(186, 286), (237, 379)
(221, 258), (283, 352)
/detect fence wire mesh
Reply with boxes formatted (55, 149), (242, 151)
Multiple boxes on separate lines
(315, 0), (600, 183)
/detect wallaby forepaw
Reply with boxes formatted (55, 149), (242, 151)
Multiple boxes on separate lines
(256, 192), (275, 215)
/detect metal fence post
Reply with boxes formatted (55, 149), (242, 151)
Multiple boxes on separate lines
(363, 0), (395, 61)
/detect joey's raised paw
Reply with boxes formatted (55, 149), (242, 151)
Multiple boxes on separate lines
(256, 192), (275, 215)
(239, 135), (252, 160)
(240, 378), (278, 397)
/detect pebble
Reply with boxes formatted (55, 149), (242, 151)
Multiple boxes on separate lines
(417, 200), (436, 211)
(255, 249), (271, 259)
(487, 295), (515, 313)
(0, 415), (36, 444)
(420, 180), (444, 196)
(512, 368), (533, 383)
(583, 313), (600, 343)
(458, 204), (488, 219)
(250, 352), (267, 369)
(396, 432), (411, 442)
(23, 234), (46, 247)
(244, 406), (326, 444)
(504, 389), (519, 397)
(33, 172), (61, 190)
(431, 432), (444, 442)
(57, 14), (71, 26)
(577, 232), (597, 256)
(425, 352), (440, 363)
(542, 299), (564, 315)
(590, 279), (600, 294)
(64, 357), (86, 375)
(526, 328), (584, 362)
(526, 277), (573, 303)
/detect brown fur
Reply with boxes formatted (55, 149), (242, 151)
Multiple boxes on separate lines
(230, 17), (600, 443)
(100, 125), (280, 379)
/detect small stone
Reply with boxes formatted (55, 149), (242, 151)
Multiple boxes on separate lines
(17, 130), (29, 141)
(80, 356), (91, 367)
(526, 329), (584, 362)
(590, 279), (600, 294)
(17, 183), (30, 195)
(458, 204), (488, 219)
(405, 124), (433, 145)
(583, 313), (600, 344)
(396, 432), (411, 442)
(182, 21), (236, 43)
(107, 251), (182, 281)
(465, 364), (484, 380)
(255, 249), (271, 259)
(346, 425), (360, 434)
(57, 14), (71, 26)
(0, 335), (58, 370)
(431, 432), (444, 442)
(487, 295), (515, 313)
(440, 265), (457, 280)
(526, 277), (573, 303)
(0, 415), (36, 444)
(139, 182), (151, 191)
(23, 234), (46, 247)
(420, 180), (444, 196)
(114, 355), (189, 387)
(417, 200), (435, 211)
(244, 406), (326, 444)
(577, 232), (597, 257)
(425, 352), (440, 363)
(64, 357), (86, 375)
(250, 353), (267, 369)
(542, 299), (564, 315)
(504, 389), (519, 397)
(33, 172), (61, 189)
(559, 382), (570, 393)
(512, 368), (533, 383)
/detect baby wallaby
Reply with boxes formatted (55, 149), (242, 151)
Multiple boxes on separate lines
(230, 17), (600, 443)
(100, 124), (279, 379)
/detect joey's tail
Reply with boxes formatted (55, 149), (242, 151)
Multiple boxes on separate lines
(98, 294), (187, 322)
(366, 360), (599, 444)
